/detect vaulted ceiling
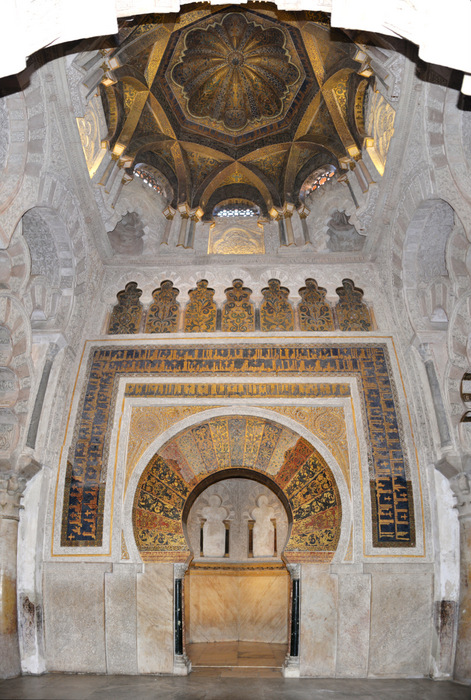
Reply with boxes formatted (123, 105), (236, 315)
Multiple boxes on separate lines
(99, 5), (375, 216)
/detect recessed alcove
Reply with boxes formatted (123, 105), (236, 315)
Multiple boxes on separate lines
(183, 474), (291, 670)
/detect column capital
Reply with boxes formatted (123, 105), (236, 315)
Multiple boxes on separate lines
(174, 562), (189, 579)
(0, 472), (27, 520)
(286, 563), (301, 580)
(163, 205), (176, 221)
(450, 469), (471, 519)
(0, 456), (41, 520)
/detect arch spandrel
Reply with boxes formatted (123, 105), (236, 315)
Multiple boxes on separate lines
(132, 414), (342, 563)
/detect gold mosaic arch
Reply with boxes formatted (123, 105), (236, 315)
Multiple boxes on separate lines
(132, 414), (342, 562)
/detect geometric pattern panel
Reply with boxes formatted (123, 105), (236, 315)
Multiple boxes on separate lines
(132, 415), (342, 563)
(61, 343), (415, 549)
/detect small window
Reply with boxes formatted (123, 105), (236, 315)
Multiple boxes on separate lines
(213, 198), (260, 219)
(300, 165), (336, 201)
(133, 166), (164, 194)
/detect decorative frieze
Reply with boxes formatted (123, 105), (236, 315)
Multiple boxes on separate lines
(108, 277), (374, 334)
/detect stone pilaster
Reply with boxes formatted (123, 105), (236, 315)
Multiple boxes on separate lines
(0, 472), (27, 678)
(450, 469), (471, 684)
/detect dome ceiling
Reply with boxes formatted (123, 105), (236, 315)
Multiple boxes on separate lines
(99, 4), (376, 214)
(162, 10), (311, 140)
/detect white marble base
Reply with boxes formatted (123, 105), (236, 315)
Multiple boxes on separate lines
(173, 653), (192, 675)
(282, 654), (300, 677)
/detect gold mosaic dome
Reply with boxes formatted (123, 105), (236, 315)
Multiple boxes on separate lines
(171, 12), (301, 131)
(98, 5), (379, 214)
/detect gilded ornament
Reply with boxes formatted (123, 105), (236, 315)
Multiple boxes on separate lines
(145, 280), (180, 333)
(132, 415), (342, 560)
(335, 278), (372, 331)
(260, 278), (294, 331)
(184, 279), (217, 332)
(171, 12), (301, 132)
(221, 279), (255, 332)
(108, 282), (143, 334)
(298, 278), (334, 331)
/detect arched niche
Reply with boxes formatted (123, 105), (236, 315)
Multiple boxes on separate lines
(21, 206), (76, 329)
(183, 469), (292, 561)
(131, 413), (343, 565)
(402, 197), (455, 332)
(184, 472), (294, 648)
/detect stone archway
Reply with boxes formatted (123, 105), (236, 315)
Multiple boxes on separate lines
(132, 414), (342, 564)
(132, 412), (343, 675)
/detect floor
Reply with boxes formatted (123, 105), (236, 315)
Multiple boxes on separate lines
(0, 674), (469, 700)
(187, 641), (287, 677)
(1, 643), (469, 700)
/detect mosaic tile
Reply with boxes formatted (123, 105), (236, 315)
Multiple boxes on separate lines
(335, 279), (372, 331)
(298, 279), (335, 331)
(260, 279), (294, 332)
(184, 280), (217, 332)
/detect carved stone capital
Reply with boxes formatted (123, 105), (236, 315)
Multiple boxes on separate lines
(0, 471), (27, 520)
(174, 562), (189, 579)
(286, 563), (301, 580)
(450, 470), (471, 520)
(0, 456), (41, 520)
(16, 453), (42, 481)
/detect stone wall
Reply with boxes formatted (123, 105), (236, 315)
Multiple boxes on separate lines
(0, 30), (468, 683)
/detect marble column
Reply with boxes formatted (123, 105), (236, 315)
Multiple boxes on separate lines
(0, 472), (27, 678)
(283, 210), (295, 247)
(297, 205), (311, 245)
(451, 469), (471, 683)
(173, 563), (191, 676)
(282, 563), (300, 678)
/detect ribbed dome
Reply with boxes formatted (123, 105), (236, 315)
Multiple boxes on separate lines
(172, 12), (300, 131)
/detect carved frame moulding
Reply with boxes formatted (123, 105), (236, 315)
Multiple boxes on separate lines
(47, 336), (428, 563)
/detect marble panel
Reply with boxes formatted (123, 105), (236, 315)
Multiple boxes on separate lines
(186, 569), (289, 644)
(104, 564), (138, 674)
(137, 563), (174, 674)
(43, 562), (109, 673)
(336, 571), (371, 677)
(300, 563), (337, 677)
(368, 568), (433, 677)
(238, 571), (289, 643)
(186, 570), (239, 643)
